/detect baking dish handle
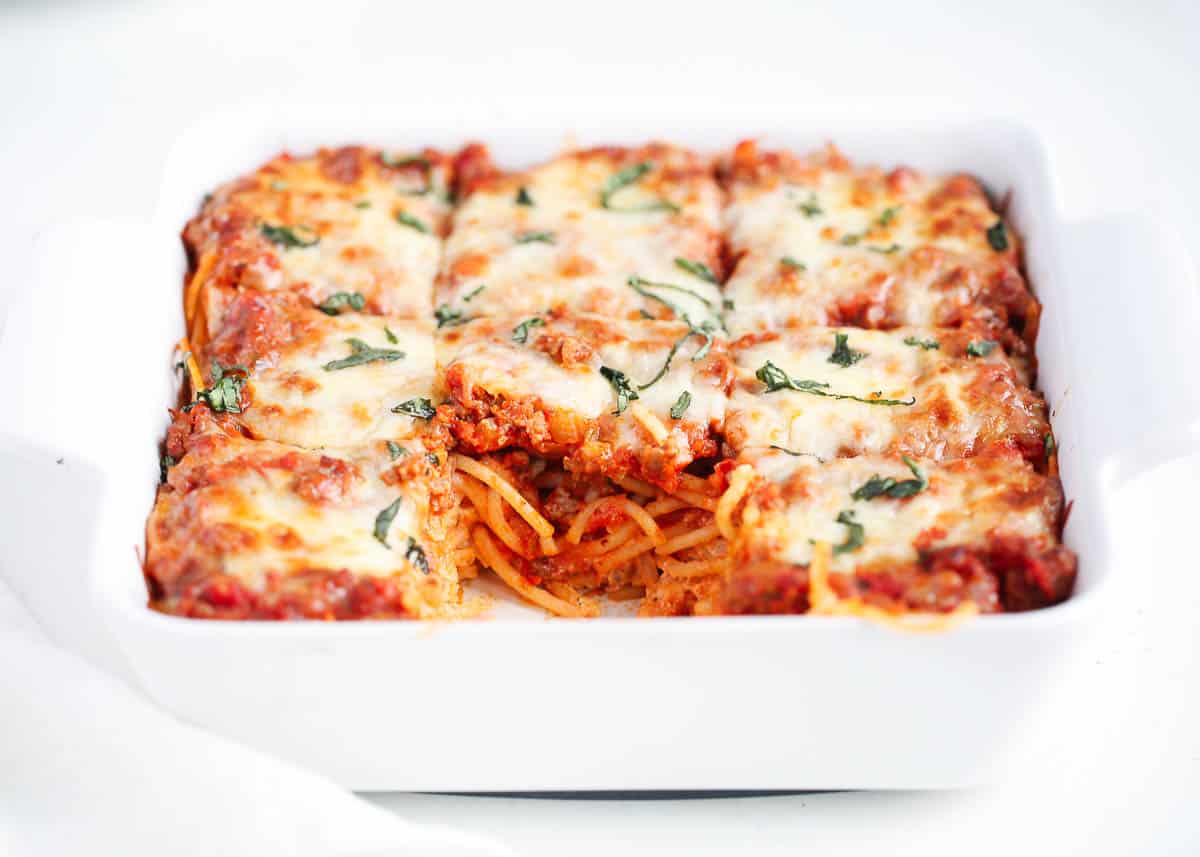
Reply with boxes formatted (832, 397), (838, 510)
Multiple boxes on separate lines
(1054, 214), (1200, 483)
(0, 217), (165, 465)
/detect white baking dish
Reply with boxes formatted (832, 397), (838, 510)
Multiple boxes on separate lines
(3, 105), (1198, 791)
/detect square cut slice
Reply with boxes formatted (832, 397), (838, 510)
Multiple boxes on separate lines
(719, 450), (1075, 615)
(719, 141), (1039, 342)
(147, 413), (459, 619)
(183, 145), (453, 342)
(436, 144), (725, 329)
(194, 291), (437, 448)
(725, 327), (1049, 466)
(437, 312), (732, 490)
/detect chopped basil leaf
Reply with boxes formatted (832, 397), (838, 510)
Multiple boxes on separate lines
(386, 441), (406, 460)
(755, 360), (915, 406)
(1044, 433), (1055, 461)
(839, 233), (861, 246)
(966, 340), (998, 358)
(669, 390), (692, 420)
(986, 221), (1009, 251)
(322, 338), (405, 371)
(354, 200), (372, 209)
(159, 454), (176, 483)
(511, 317), (546, 344)
(373, 498), (402, 547)
(833, 509), (865, 555)
(317, 291), (366, 315)
(426, 452), (440, 467)
(639, 321), (718, 393)
(190, 361), (247, 413)
(462, 284), (486, 302)
(627, 275), (715, 312)
(434, 304), (469, 328)
(515, 186), (534, 206)
(600, 366), (639, 415)
(405, 537), (430, 574)
(674, 257), (719, 284)
(799, 193), (823, 218)
(599, 162), (679, 213)
(626, 276), (721, 357)
(768, 445), (824, 461)
(780, 256), (807, 271)
(877, 206), (901, 227)
(392, 397), (436, 419)
(903, 336), (940, 350)
(395, 210), (429, 233)
(722, 298), (735, 310)
(828, 332), (866, 368)
(867, 243), (902, 254)
(384, 326), (399, 344)
(638, 309), (655, 320)
(851, 455), (926, 501)
(260, 223), (319, 248)
(516, 230), (555, 245)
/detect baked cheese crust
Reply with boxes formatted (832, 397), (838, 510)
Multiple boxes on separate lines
(437, 311), (732, 491)
(720, 450), (1074, 614)
(183, 145), (453, 342)
(435, 144), (725, 329)
(724, 327), (1048, 466)
(147, 406), (458, 619)
(198, 291), (437, 448)
(720, 141), (1038, 344)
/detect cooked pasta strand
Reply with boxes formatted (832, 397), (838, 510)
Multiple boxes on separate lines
(452, 454), (555, 537)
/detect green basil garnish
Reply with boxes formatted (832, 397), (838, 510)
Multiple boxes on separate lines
(669, 390), (692, 420)
(903, 336), (940, 350)
(828, 332), (866, 368)
(405, 537), (430, 574)
(395, 210), (429, 233)
(832, 510), (865, 555)
(374, 498), (402, 547)
(674, 257), (719, 284)
(260, 223), (319, 248)
(316, 292), (366, 315)
(851, 456), (926, 501)
(966, 340), (998, 358)
(511, 317), (546, 344)
(392, 397), (436, 419)
(755, 360), (915, 406)
(188, 361), (247, 414)
(600, 366), (639, 415)
(516, 231), (555, 245)
(322, 338), (405, 371)
(599, 162), (679, 213)
(986, 221), (1009, 251)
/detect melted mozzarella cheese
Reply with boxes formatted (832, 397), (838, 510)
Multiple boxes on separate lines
(745, 452), (1049, 572)
(157, 438), (455, 612)
(438, 152), (723, 328)
(725, 327), (1010, 460)
(439, 314), (728, 462)
(191, 149), (451, 332)
(723, 160), (1010, 335)
(242, 315), (437, 448)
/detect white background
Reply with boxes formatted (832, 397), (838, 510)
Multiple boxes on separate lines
(2, 1), (1198, 854)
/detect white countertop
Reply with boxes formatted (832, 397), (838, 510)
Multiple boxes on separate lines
(2, 1), (1197, 854)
